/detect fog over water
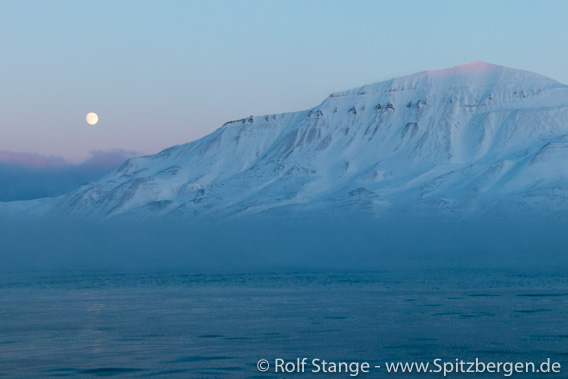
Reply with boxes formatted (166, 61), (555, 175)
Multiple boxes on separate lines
(2, 212), (567, 272)
(2, 212), (567, 377)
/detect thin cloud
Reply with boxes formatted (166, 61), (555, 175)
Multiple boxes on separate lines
(0, 151), (67, 167)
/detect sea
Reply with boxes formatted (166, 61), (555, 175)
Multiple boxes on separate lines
(1, 269), (567, 378)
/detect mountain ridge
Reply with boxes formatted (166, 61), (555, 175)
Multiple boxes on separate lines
(16, 62), (568, 219)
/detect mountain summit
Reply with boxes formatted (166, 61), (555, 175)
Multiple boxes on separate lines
(53, 62), (568, 219)
(331, 61), (560, 97)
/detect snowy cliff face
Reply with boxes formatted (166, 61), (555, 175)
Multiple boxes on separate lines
(58, 62), (568, 219)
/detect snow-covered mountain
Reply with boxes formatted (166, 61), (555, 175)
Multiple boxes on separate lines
(53, 62), (568, 219)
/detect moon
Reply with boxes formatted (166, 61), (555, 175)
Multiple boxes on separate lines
(86, 112), (99, 125)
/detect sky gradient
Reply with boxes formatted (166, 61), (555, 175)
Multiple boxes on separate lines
(1, 0), (567, 162)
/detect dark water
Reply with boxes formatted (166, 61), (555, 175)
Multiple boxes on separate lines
(0, 269), (567, 378)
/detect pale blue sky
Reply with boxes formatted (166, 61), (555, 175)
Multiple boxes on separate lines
(1, 0), (567, 161)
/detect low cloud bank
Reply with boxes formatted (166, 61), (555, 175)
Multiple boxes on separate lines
(0, 150), (141, 201)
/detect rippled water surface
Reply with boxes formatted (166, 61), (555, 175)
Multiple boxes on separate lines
(1, 269), (567, 377)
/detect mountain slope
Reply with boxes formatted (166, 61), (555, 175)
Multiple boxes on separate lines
(56, 62), (568, 219)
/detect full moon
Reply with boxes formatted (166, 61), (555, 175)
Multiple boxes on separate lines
(86, 112), (98, 125)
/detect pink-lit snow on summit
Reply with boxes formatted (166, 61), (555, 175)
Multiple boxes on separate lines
(330, 61), (562, 97)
